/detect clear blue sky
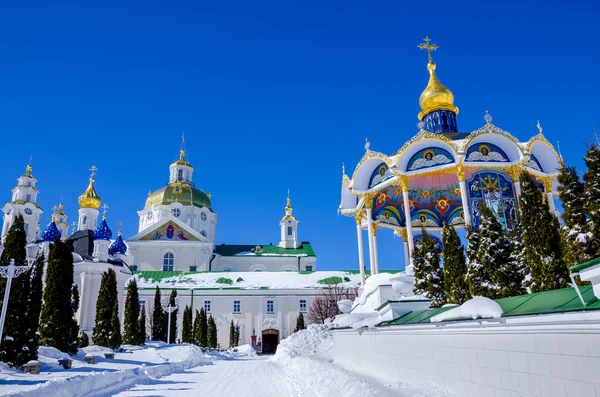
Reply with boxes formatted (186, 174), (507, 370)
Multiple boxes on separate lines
(0, 1), (598, 271)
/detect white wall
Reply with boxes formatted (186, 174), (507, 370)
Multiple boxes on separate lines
(331, 311), (600, 397)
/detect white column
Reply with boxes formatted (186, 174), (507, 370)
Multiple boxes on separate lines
(546, 191), (556, 214)
(514, 181), (521, 199)
(458, 179), (471, 225)
(356, 222), (366, 285)
(402, 190), (415, 275)
(403, 240), (410, 268)
(372, 224), (379, 274)
(365, 207), (375, 275)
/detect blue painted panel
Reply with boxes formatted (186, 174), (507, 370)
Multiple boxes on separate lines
(465, 142), (509, 162)
(406, 147), (454, 171)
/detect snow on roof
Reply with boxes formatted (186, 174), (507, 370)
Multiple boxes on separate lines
(134, 270), (364, 290)
(430, 296), (503, 323)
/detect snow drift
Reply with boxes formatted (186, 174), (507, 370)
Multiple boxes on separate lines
(430, 296), (503, 323)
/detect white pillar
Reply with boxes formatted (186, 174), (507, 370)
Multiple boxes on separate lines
(402, 190), (415, 275)
(356, 221), (366, 285)
(403, 240), (410, 268)
(372, 224), (379, 274)
(514, 181), (521, 199)
(458, 180), (471, 225)
(365, 207), (375, 275)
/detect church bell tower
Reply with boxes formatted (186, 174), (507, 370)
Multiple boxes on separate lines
(279, 193), (300, 249)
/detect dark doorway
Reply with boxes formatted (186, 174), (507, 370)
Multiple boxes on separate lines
(261, 329), (279, 354)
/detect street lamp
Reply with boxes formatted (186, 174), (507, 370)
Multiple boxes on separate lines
(161, 296), (180, 344)
(0, 244), (40, 343)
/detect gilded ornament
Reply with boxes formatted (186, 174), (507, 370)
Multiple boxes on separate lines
(354, 211), (363, 225)
(399, 175), (410, 192)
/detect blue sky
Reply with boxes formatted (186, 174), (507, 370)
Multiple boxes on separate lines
(0, 1), (598, 271)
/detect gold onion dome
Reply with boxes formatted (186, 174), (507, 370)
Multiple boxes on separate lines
(78, 178), (102, 209)
(171, 149), (193, 168)
(418, 61), (458, 120)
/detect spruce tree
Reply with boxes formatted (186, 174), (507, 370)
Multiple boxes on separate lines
(151, 286), (167, 342)
(507, 216), (529, 294)
(467, 203), (499, 298)
(77, 331), (89, 348)
(412, 228), (445, 307)
(68, 285), (80, 355)
(22, 252), (45, 363)
(137, 308), (147, 345)
(520, 172), (569, 292)
(229, 320), (235, 348)
(234, 325), (240, 346)
(583, 142), (600, 257)
(91, 268), (118, 347)
(107, 299), (122, 350)
(123, 279), (140, 345)
(442, 222), (470, 304)
(181, 305), (193, 343)
(168, 289), (177, 344)
(207, 315), (217, 348)
(199, 307), (208, 348)
(0, 215), (30, 366)
(295, 312), (305, 332)
(193, 310), (201, 346)
(39, 239), (78, 355)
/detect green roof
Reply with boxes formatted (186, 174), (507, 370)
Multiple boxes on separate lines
(570, 257), (600, 273)
(146, 183), (213, 212)
(379, 286), (600, 327)
(214, 242), (316, 257)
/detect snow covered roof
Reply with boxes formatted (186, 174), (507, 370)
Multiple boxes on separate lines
(213, 242), (316, 257)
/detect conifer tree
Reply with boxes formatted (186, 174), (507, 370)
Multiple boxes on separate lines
(68, 285), (80, 355)
(199, 307), (208, 348)
(412, 228), (445, 307)
(181, 305), (193, 343)
(465, 224), (480, 274)
(123, 279), (140, 345)
(295, 312), (305, 332)
(168, 289), (177, 344)
(520, 172), (569, 292)
(583, 142), (600, 257)
(507, 216), (529, 294)
(39, 239), (78, 355)
(151, 286), (167, 342)
(442, 222), (470, 304)
(77, 331), (89, 348)
(229, 320), (235, 348)
(137, 308), (147, 345)
(193, 310), (201, 346)
(467, 203), (499, 298)
(234, 325), (240, 346)
(22, 252), (45, 363)
(108, 299), (122, 349)
(91, 268), (118, 346)
(207, 315), (217, 348)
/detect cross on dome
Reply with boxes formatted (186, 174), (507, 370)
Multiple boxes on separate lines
(418, 36), (439, 63)
(89, 165), (98, 179)
(101, 204), (109, 219)
(484, 110), (493, 124)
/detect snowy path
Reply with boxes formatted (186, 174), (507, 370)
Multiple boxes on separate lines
(113, 355), (318, 397)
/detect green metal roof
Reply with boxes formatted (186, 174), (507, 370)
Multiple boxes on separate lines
(570, 257), (600, 273)
(214, 242), (316, 257)
(146, 183), (213, 212)
(379, 286), (600, 327)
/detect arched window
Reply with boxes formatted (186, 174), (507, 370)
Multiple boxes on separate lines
(163, 252), (175, 271)
(177, 169), (183, 181)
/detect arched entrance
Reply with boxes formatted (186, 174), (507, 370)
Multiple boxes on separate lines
(261, 328), (279, 354)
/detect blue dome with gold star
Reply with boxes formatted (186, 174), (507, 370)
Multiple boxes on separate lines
(109, 232), (127, 255)
(41, 221), (61, 242)
(94, 218), (113, 240)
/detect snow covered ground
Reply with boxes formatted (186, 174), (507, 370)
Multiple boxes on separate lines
(0, 328), (453, 397)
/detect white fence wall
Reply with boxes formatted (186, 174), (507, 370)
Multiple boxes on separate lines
(331, 311), (600, 397)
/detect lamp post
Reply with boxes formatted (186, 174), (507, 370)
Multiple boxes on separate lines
(161, 296), (179, 344)
(0, 244), (40, 343)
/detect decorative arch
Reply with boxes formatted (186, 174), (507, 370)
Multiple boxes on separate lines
(528, 141), (561, 173)
(372, 186), (406, 227)
(368, 163), (394, 188)
(406, 147), (454, 171)
(249, 264), (267, 272)
(465, 142), (509, 162)
(463, 131), (523, 163)
(351, 151), (393, 191)
(468, 170), (517, 230)
(162, 250), (175, 271)
(525, 153), (544, 172)
(395, 139), (458, 172)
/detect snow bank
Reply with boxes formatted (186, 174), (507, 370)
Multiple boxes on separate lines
(430, 296), (503, 323)
(272, 324), (332, 361)
(220, 344), (257, 358)
(327, 312), (381, 331)
(358, 273), (396, 305)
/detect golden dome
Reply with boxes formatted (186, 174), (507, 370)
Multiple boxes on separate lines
(418, 62), (458, 120)
(171, 149), (193, 168)
(78, 178), (102, 209)
(146, 183), (212, 211)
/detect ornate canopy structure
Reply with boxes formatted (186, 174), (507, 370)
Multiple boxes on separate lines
(339, 38), (562, 284)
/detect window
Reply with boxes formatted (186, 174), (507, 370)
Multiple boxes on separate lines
(27, 182), (31, 187)
(299, 299), (307, 313)
(201, 230), (207, 237)
(82, 216), (87, 226)
(172, 208), (181, 218)
(163, 252), (174, 271)
(266, 300), (274, 314)
(24, 223), (29, 236)
(147, 212), (152, 221)
(178, 169), (183, 181)
(204, 300), (211, 313)
(200, 212), (207, 222)
(25, 194), (31, 202)
(24, 208), (32, 215)
(287, 226), (292, 236)
(233, 300), (241, 313)
(175, 185), (181, 192)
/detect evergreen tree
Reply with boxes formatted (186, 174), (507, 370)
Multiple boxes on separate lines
(199, 307), (208, 348)
(229, 320), (235, 348)
(136, 308), (147, 345)
(412, 228), (445, 307)
(193, 310), (201, 346)
(0, 215), (30, 366)
(583, 142), (600, 257)
(467, 203), (500, 298)
(295, 312), (305, 332)
(507, 216), (529, 294)
(234, 325), (240, 346)
(68, 285), (80, 355)
(107, 299), (122, 350)
(39, 239), (78, 356)
(207, 315), (217, 348)
(77, 331), (89, 348)
(91, 268), (118, 347)
(123, 279), (140, 345)
(181, 305), (193, 343)
(441, 222), (470, 304)
(151, 286), (167, 342)
(22, 252), (45, 363)
(520, 172), (569, 292)
(465, 224), (480, 275)
(168, 289), (177, 344)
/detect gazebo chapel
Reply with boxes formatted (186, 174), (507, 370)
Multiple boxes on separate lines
(338, 37), (562, 283)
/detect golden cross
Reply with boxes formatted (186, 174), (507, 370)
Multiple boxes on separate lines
(89, 165), (98, 178)
(117, 220), (123, 232)
(418, 36), (439, 63)
(101, 204), (109, 217)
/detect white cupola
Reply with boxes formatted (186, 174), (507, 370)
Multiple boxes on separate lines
(279, 193), (300, 249)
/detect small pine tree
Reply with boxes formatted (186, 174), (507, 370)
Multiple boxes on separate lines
(77, 331), (89, 348)
(520, 172), (569, 292)
(137, 308), (147, 345)
(229, 320), (235, 348)
(412, 229), (445, 307)
(151, 286), (167, 342)
(506, 216), (528, 295)
(39, 239), (78, 356)
(168, 290), (177, 344)
(22, 252), (45, 363)
(193, 310), (201, 346)
(108, 299), (122, 350)
(234, 325), (240, 346)
(295, 313), (305, 332)
(467, 203), (500, 299)
(123, 279), (140, 345)
(181, 305), (193, 343)
(91, 268), (118, 347)
(207, 315), (217, 348)
(442, 222), (470, 304)
(583, 142), (600, 257)
(199, 307), (208, 348)
(68, 285), (80, 355)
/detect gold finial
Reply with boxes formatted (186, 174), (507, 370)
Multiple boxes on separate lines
(101, 204), (109, 219)
(484, 110), (493, 124)
(537, 120), (543, 135)
(283, 189), (296, 220)
(418, 36), (439, 64)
